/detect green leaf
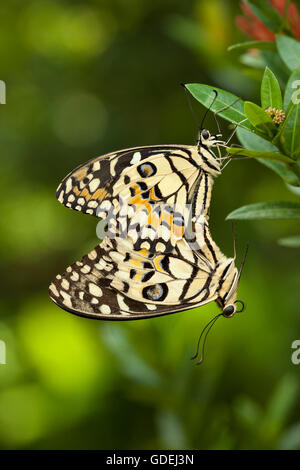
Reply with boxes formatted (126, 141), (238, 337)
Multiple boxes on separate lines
(278, 236), (300, 247)
(228, 41), (276, 52)
(286, 184), (300, 197)
(226, 201), (300, 220)
(261, 161), (300, 186)
(261, 67), (282, 110)
(185, 84), (252, 131)
(260, 50), (290, 88)
(262, 374), (299, 431)
(279, 423), (300, 449)
(273, 101), (300, 159)
(237, 126), (278, 151)
(237, 127), (300, 185)
(239, 52), (266, 69)
(283, 66), (300, 111)
(244, 101), (277, 137)
(227, 147), (292, 164)
(276, 35), (300, 71)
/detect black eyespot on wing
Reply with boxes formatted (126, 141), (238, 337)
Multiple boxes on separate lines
(137, 162), (157, 177)
(142, 283), (168, 301)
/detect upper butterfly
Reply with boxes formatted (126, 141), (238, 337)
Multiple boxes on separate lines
(56, 129), (225, 253)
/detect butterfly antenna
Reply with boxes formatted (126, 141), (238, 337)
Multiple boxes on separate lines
(181, 83), (201, 128)
(232, 222), (237, 260)
(200, 89), (218, 129)
(213, 106), (222, 135)
(237, 242), (249, 285)
(191, 313), (222, 364)
(213, 96), (247, 147)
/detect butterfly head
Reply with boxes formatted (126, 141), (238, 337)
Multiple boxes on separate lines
(222, 300), (245, 318)
(196, 129), (225, 175)
(198, 129), (224, 148)
(217, 244), (249, 318)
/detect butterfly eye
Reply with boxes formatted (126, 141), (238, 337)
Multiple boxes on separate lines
(201, 129), (210, 140)
(222, 305), (235, 318)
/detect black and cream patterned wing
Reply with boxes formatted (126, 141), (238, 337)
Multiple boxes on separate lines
(56, 145), (207, 252)
(49, 236), (220, 320)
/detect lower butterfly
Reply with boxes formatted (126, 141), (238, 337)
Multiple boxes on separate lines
(49, 215), (244, 320)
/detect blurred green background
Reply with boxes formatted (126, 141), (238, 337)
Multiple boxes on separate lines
(1, 0), (300, 450)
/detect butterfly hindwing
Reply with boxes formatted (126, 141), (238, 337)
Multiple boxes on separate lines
(49, 235), (221, 320)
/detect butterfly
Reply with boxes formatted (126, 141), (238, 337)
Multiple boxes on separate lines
(54, 127), (226, 254)
(49, 215), (243, 320)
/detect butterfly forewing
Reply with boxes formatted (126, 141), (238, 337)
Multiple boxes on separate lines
(56, 145), (211, 252)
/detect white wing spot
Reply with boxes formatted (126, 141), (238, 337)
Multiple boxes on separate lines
(117, 294), (130, 312)
(49, 283), (59, 297)
(65, 178), (72, 194)
(58, 190), (64, 203)
(89, 283), (103, 297)
(60, 290), (72, 307)
(146, 303), (157, 311)
(88, 250), (97, 260)
(94, 263), (104, 271)
(100, 304), (111, 314)
(156, 242), (165, 252)
(61, 279), (70, 290)
(89, 179), (100, 193)
(88, 200), (98, 208)
(81, 265), (91, 274)
(70, 271), (79, 281)
(130, 151), (142, 165)
(93, 161), (100, 171)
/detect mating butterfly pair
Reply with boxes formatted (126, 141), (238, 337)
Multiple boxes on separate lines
(49, 96), (246, 362)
